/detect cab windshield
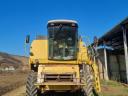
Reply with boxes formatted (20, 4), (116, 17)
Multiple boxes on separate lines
(48, 25), (78, 60)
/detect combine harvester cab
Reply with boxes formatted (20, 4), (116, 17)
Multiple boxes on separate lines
(26, 20), (101, 96)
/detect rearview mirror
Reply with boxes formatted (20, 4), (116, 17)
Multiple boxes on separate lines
(25, 35), (30, 44)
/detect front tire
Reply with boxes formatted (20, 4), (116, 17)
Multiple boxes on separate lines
(26, 71), (39, 96)
(82, 65), (96, 96)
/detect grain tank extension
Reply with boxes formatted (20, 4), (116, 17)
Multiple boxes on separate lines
(26, 20), (101, 96)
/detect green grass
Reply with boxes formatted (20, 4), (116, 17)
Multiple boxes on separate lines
(99, 80), (128, 96)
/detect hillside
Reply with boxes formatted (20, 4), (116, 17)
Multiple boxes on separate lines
(0, 52), (29, 71)
(0, 52), (29, 95)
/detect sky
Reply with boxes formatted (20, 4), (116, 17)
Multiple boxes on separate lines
(0, 0), (128, 56)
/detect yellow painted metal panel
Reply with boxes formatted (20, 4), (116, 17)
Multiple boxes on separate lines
(38, 64), (80, 79)
(30, 40), (48, 64)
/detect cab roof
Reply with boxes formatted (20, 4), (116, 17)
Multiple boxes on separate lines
(48, 19), (77, 24)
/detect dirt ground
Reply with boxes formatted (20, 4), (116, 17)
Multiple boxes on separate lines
(0, 72), (28, 95)
(2, 86), (26, 96)
(1, 80), (128, 96)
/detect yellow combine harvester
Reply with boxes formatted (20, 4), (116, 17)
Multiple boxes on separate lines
(25, 20), (101, 96)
